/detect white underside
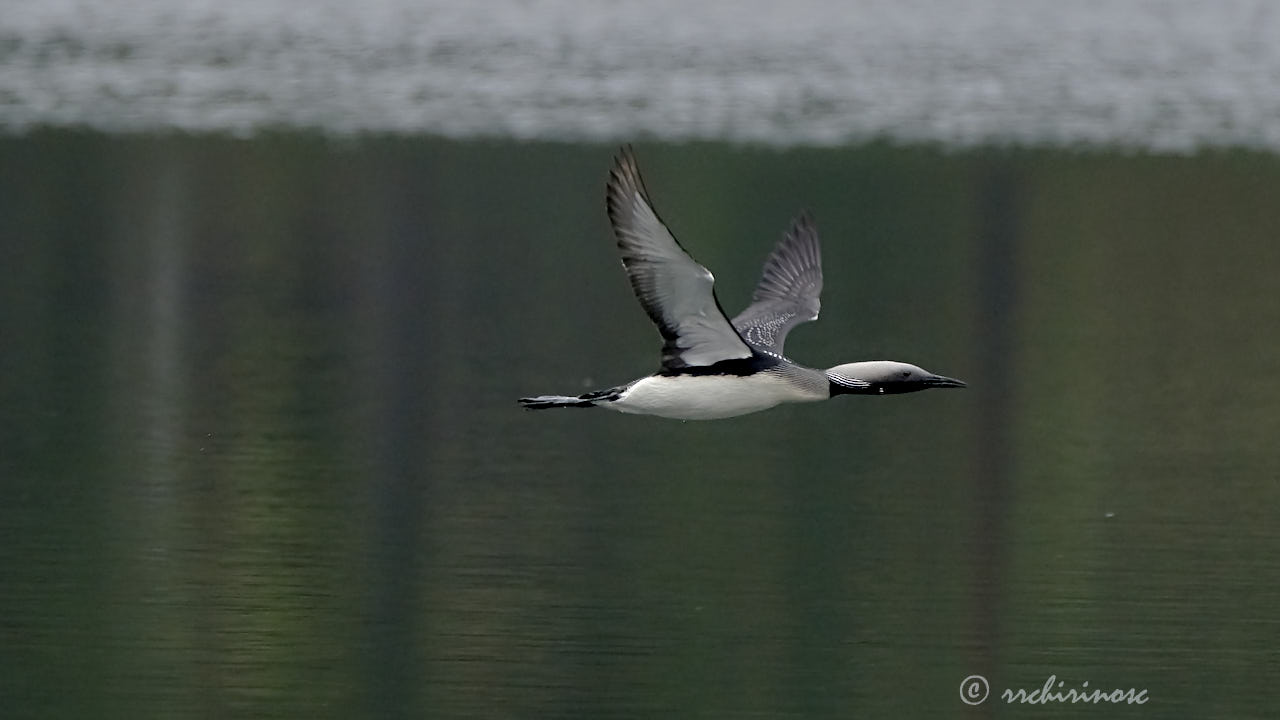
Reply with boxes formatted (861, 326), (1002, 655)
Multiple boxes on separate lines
(607, 373), (823, 420)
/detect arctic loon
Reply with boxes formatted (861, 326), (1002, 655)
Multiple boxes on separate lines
(519, 147), (966, 420)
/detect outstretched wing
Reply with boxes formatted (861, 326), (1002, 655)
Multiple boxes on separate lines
(606, 147), (754, 370)
(731, 212), (823, 357)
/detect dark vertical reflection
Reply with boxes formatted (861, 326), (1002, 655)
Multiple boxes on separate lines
(355, 154), (435, 715)
(971, 158), (1019, 700)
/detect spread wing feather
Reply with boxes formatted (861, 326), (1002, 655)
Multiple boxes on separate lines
(606, 147), (754, 370)
(731, 212), (823, 356)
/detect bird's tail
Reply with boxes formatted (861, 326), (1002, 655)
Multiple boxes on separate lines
(519, 385), (625, 411)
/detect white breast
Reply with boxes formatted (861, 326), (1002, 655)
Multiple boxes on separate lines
(607, 372), (822, 420)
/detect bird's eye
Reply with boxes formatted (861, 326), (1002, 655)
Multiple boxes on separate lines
(901, 370), (911, 378)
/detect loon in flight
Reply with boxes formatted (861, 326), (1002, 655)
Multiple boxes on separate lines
(519, 147), (965, 420)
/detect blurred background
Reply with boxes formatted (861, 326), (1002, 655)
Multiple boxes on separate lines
(2, 1), (1279, 718)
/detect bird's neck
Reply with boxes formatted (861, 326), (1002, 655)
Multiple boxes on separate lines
(825, 367), (875, 396)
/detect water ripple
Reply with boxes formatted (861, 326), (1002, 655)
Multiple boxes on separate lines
(3, 0), (1279, 149)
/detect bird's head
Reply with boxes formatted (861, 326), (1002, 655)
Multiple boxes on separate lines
(826, 361), (967, 396)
